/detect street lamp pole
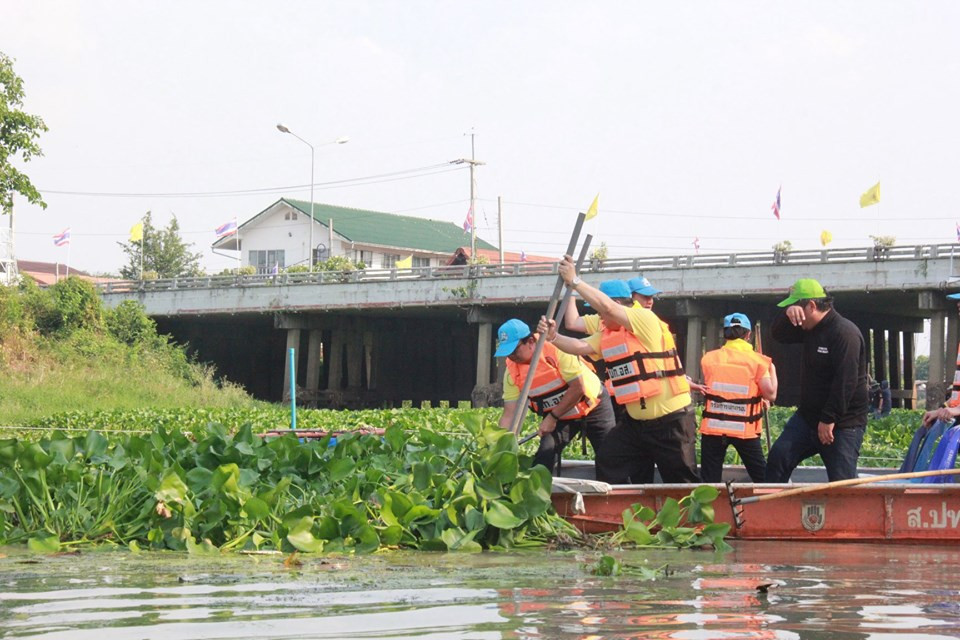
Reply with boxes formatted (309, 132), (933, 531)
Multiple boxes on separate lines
(277, 124), (348, 270)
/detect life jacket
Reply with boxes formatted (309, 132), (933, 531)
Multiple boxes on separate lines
(505, 342), (598, 420)
(949, 342), (960, 408)
(700, 345), (770, 438)
(599, 320), (688, 407)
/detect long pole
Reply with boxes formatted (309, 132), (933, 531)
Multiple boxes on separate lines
(469, 133), (476, 259)
(509, 213), (588, 435)
(139, 219), (144, 280)
(309, 143), (315, 270)
(497, 196), (504, 266)
(755, 321), (772, 453)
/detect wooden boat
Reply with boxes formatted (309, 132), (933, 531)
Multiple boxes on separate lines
(551, 475), (960, 544)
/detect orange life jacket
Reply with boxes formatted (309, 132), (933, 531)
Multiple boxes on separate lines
(949, 342), (960, 408)
(505, 342), (598, 420)
(700, 345), (770, 438)
(599, 320), (688, 407)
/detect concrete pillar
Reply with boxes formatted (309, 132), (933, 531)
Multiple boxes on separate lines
(888, 330), (902, 408)
(346, 324), (363, 390)
(305, 329), (323, 404)
(902, 332), (915, 410)
(872, 328), (887, 383)
(327, 328), (344, 391)
(282, 328), (301, 399)
(928, 310), (947, 409)
(476, 322), (493, 386)
(364, 330), (376, 390)
(704, 316), (721, 352)
(685, 316), (703, 384)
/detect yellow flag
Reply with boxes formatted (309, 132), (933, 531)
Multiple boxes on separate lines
(129, 222), (144, 242)
(585, 194), (599, 220)
(395, 255), (412, 269)
(820, 230), (833, 246)
(859, 182), (881, 208)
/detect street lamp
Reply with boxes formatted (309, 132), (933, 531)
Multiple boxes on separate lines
(276, 124), (349, 270)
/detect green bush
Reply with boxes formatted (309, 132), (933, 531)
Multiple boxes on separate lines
(106, 300), (157, 346)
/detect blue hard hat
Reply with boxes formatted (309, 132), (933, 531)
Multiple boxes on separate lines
(723, 313), (752, 331)
(495, 318), (531, 357)
(628, 276), (661, 296)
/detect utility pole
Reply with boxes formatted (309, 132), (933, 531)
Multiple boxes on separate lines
(451, 131), (485, 261)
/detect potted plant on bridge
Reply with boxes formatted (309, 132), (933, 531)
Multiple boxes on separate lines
(870, 235), (895, 261)
(772, 240), (792, 265)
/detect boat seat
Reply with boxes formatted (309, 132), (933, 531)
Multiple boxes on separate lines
(921, 425), (960, 483)
(910, 419), (950, 474)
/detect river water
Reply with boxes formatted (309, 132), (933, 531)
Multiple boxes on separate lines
(1, 542), (959, 639)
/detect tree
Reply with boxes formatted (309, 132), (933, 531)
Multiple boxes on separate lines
(117, 211), (203, 279)
(915, 354), (929, 381)
(0, 51), (48, 211)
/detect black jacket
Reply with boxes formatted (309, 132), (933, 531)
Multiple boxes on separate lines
(771, 308), (869, 429)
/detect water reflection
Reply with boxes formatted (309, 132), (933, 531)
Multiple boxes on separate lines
(1, 543), (959, 639)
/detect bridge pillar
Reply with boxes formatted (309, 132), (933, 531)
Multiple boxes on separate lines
(327, 327), (345, 391)
(684, 315), (703, 384)
(872, 328), (887, 383)
(283, 329), (301, 399)
(346, 322), (364, 390)
(475, 322), (494, 402)
(888, 330), (902, 408)
(305, 329), (323, 405)
(928, 310), (947, 409)
(903, 332), (915, 409)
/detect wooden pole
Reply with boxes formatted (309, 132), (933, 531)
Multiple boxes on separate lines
(735, 467), (960, 505)
(755, 321), (773, 453)
(509, 212), (587, 435)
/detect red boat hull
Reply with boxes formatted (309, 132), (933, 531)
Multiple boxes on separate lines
(552, 482), (960, 543)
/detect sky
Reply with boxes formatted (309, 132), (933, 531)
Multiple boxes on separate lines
(3, 1), (960, 280)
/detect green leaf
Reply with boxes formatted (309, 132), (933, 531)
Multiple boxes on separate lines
(654, 498), (681, 529)
(155, 471), (189, 504)
(28, 534), (61, 553)
(328, 458), (355, 483)
(441, 527), (482, 552)
(485, 500), (524, 529)
(485, 451), (519, 484)
(242, 497), (270, 522)
(691, 485), (720, 503)
(287, 517), (324, 553)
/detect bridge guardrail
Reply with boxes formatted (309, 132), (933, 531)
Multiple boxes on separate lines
(96, 243), (959, 294)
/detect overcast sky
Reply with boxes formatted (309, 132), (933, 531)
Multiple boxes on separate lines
(3, 1), (959, 279)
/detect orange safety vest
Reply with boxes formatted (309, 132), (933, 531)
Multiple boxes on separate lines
(505, 342), (598, 420)
(949, 342), (960, 408)
(599, 320), (688, 407)
(700, 345), (770, 438)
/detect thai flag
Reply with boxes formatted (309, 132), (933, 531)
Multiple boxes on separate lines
(215, 219), (238, 238)
(270, 262), (279, 275)
(462, 206), (473, 234)
(692, 237), (700, 254)
(956, 222), (959, 243)
(53, 228), (71, 247)
(520, 250), (527, 262)
(771, 187), (781, 220)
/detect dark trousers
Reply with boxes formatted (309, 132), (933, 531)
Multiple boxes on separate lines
(700, 434), (766, 483)
(533, 388), (616, 482)
(597, 405), (700, 484)
(766, 412), (866, 482)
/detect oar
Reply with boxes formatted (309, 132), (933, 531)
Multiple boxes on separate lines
(517, 237), (593, 447)
(754, 322), (772, 453)
(734, 467), (960, 506)
(509, 213), (589, 436)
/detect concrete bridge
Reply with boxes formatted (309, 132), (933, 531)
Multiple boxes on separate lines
(98, 243), (960, 411)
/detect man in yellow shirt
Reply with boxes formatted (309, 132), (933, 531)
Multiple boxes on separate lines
(496, 318), (615, 480)
(627, 276), (660, 310)
(699, 313), (778, 482)
(539, 257), (700, 484)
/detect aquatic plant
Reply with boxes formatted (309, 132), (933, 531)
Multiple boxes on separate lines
(612, 485), (732, 552)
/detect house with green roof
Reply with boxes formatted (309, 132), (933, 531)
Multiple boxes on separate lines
(212, 198), (498, 273)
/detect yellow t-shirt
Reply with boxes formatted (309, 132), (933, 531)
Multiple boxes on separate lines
(584, 306), (691, 420)
(503, 350), (602, 402)
(583, 313), (601, 335)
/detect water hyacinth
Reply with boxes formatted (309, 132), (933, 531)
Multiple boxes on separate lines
(0, 413), (580, 553)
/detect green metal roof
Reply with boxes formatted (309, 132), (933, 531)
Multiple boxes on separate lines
(282, 198), (497, 253)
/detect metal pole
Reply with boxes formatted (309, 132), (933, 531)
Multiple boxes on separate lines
(469, 133), (476, 260)
(308, 142), (315, 270)
(509, 212), (587, 435)
(289, 347), (297, 429)
(497, 195), (504, 266)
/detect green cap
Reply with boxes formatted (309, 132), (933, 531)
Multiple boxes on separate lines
(777, 278), (827, 307)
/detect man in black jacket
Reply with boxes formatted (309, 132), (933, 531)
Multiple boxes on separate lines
(767, 279), (869, 482)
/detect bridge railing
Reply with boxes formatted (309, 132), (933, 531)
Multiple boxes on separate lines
(96, 243), (958, 294)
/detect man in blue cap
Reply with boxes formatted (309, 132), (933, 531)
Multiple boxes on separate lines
(922, 292), (960, 427)
(699, 312), (778, 482)
(627, 276), (660, 310)
(494, 318), (615, 480)
(562, 279), (634, 336)
(767, 278), (869, 482)
(542, 257), (700, 484)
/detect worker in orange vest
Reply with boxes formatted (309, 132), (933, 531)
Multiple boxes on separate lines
(495, 318), (616, 480)
(699, 313), (778, 482)
(923, 292), (960, 426)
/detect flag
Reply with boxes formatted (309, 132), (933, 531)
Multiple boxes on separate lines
(520, 250), (527, 262)
(820, 230), (833, 246)
(53, 228), (71, 247)
(462, 205), (474, 233)
(771, 186), (781, 220)
(585, 194), (599, 221)
(215, 219), (237, 238)
(860, 182), (881, 208)
(395, 255), (412, 269)
(270, 262), (279, 275)
(692, 237), (700, 254)
(956, 222), (960, 243)
(129, 222), (144, 242)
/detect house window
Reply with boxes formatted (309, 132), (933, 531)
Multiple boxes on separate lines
(249, 249), (286, 274)
(354, 250), (373, 267)
(382, 254), (400, 268)
(284, 211), (298, 220)
(412, 256), (431, 268)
